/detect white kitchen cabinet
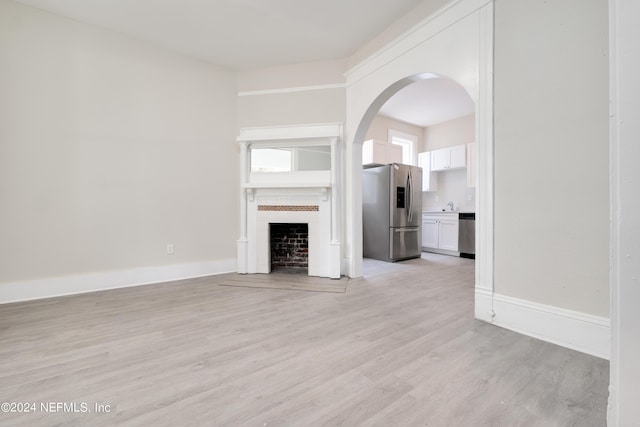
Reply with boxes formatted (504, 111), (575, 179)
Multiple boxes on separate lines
(449, 144), (466, 169)
(362, 139), (402, 165)
(438, 219), (459, 251)
(421, 213), (459, 253)
(417, 151), (438, 192)
(422, 217), (439, 248)
(466, 142), (476, 188)
(430, 144), (466, 171)
(431, 148), (449, 171)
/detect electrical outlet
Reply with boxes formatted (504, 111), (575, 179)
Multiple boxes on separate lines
(434, 195), (440, 202)
(166, 244), (174, 255)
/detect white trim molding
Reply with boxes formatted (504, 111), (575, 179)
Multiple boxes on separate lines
(492, 293), (610, 360)
(475, 1), (494, 309)
(0, 259), (236, 305)
(237, 83), (346, 97)
(609, 0), (640, 423)
(345, 0), (492, 84)
(388, 128), (419, 165)
(474, 287), (494, 323)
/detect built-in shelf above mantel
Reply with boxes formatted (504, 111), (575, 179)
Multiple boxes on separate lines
(245, 170), (331, 189)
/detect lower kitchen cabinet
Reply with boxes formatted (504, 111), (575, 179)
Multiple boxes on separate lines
(438, 219), (459, 251)
(422, 213), (459, 253)
(422, 217), (439, 248)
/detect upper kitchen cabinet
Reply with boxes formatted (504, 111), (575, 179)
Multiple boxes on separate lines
(417, 151), (438, 192)
(430, 144), (466, 171)
(362, 139), (403, 165)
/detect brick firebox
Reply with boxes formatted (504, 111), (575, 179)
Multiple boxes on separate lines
(269, 223), (309, 274)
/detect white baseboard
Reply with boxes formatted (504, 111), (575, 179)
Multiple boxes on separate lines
(342, 257), (355, 278)
(329, 242), (341, 279)
(422, 248), (460, 257)
(0, 258), (237, 304)
(490, 292), (610, 360)
(474, 287), (494, 323)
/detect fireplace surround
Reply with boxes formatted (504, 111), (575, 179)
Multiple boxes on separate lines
(236, 124), (342, 279)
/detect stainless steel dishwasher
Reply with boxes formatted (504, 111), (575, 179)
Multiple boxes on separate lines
(458, 212), (475, 259)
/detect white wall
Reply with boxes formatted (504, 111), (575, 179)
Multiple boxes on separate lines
(0, 1), (237, 297)
(423, 113), (474, 151)
(237, 59), (346, 92)
(493, 0), (609, 317)
(236, 60), (346, 130)
(348, 0), (450, 69)
(422, 169), (474, 211)
(365, 114), (424, 146)
(236, 89), (345, 129)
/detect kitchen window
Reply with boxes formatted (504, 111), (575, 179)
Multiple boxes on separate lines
(389, 129), (418, 165)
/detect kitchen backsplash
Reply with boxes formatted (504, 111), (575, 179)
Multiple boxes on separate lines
(422, 168), (475, 211)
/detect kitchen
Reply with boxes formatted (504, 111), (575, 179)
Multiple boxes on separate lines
(361, 76), (476, 262)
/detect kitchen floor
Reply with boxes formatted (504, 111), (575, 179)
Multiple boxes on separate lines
(0, 253), (608, 426)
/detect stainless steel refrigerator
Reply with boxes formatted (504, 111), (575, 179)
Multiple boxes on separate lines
(363, 163), (422, 262)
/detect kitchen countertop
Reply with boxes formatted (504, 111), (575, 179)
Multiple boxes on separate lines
(423, 210), (475, 214)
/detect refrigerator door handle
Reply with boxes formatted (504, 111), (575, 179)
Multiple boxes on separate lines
(407, 169), (413, 223)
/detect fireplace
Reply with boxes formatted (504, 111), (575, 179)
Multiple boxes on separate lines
(270, 223), (309, 274)
(236, 124), (342, 279)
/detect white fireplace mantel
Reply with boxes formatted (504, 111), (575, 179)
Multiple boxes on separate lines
(236, 123), (342, 279)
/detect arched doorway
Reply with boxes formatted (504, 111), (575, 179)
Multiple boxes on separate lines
(358, 74), (475, 256)
(343, 1), (494, 322)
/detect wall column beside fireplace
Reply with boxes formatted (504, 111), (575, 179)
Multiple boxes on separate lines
(329, 137), (341, 279)
(237, 140), (249, 274)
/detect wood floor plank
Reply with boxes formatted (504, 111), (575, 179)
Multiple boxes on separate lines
(219, 272), (349, 293)
(0, 253), (608, 426)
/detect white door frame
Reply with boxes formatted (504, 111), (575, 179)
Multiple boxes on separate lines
(608, 0), (640, 424)
(343, 0), (494, 321)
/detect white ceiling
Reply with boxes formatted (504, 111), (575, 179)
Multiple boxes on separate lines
(14, 0), (425, 70)
(14, 0), (474, 127)
(378, 78), (475, 127)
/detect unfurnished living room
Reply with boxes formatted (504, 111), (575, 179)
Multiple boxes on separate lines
(1, 0), (638, 426)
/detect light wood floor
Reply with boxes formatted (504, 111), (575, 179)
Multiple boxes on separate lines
(0, 253), (609, 426)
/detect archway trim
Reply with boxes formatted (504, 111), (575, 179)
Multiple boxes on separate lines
(343, 0), (494, 323)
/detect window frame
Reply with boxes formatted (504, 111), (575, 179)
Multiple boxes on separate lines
(388, 129), (418, 165)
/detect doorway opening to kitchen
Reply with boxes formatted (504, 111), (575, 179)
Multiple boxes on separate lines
(344, 0), (493, 322)
(359, 75), (476, 269)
